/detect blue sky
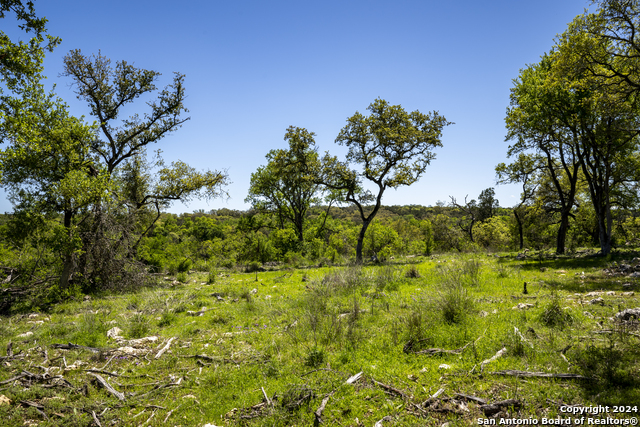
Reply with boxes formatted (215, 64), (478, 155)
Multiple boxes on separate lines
(4, 0), (591, 213)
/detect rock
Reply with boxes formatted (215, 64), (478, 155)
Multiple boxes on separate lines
(512, 303), (534, 310)
(622, 283), (634, 290)
(479, 311), (489, 317)
(0, 395), (11, 406)
(83, 295), (91, 302)
(622, 292), (635, 296)
(629, 272), (640, 278)
(107, 327), (124, 340)
(589, 297), (605, 306)
(438, 364), (451, 370)
(583, 311), (594, 318)
(17, 331), (33, 338)
(615, 308), (640, 321)
(250, 288), (258, 295)
(127, 336), (159, 346)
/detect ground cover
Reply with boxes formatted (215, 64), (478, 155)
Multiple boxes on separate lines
(0, 250), (639, 426)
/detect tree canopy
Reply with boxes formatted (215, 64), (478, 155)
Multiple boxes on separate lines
(322, 98), (451, 263)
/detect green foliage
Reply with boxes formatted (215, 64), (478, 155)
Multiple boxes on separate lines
(538, 293), (573, 328)
(321, 98), (451, 263)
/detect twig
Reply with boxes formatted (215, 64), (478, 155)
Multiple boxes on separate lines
(453, 393), (487, 405)
(92, 411), (102, 427)
(372, 379), (411, 399)
(163, 403), (183, 423)
(345, 371), (363, 384)
(374, 415), (393, 426)
(261, 386), (272, 406)
(480, 347), (506, 373)
(489, 370), (590, 380)
(155, 337), (175, 359)
(88, 372), (126, 401)
(480, 399), (522, 416)
(140, 410), (156, 426)
(314, 391), (334, 426)
(100, 354), (117, 370)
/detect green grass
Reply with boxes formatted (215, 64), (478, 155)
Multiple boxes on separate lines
(0, 251), (639, 426)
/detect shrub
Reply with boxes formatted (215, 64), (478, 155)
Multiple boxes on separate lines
(176, 272), (188, 283)
(177, 258), (192, 273)
(304, 347), (325, 368)
(405, 265), (421, 278)
(127, 313), (151, 338)
(538, 293), (573, 328)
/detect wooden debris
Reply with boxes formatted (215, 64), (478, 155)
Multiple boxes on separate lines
(88, 372), (125, 401)
(374, 415), (393, 426)
(480, 398), (522, 416)
(453, 392), (486, 405)
(314, 392), (334, 426)
(480, 347), (506, 373)
(51, 343), (105, 353)
(163, 403), (183, 423)
(155, 337), (175, 359)
(403, 339), (470, 355)
(372, 379), (411, 399)
(92, 410), (102, 427)
(489, 370), (590, 380)
(345, 371), (363, 384)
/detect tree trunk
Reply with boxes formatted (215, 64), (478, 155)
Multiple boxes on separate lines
(59, 210), (75, 290)
(355, 219), (372, 264)
(556, 212), (570, 255)
(514, 209), (524, 250)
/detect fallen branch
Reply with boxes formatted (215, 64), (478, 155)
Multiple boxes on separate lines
(489, 370), (590, 380)
(88, 372), (125, 401)
(374, 415), (393, 426)
(453, 393), (487, 405)
(51, 343), (106, 353)
(480, 347), (506, 373)
(411, 342), (471, 356)
(314, 392), (334, 426)
(163, 404), (183, 423)
(92, 410), (102, 427)
(373, 379), (411, 399)
(155, 337), (175, 359)
(480, 399), (522, 416)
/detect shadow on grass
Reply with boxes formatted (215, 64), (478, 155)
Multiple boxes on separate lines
(572, 337), (640, 406)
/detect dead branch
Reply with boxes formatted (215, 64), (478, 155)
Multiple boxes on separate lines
(163, 404), (183, 423)
(372, 379), (411, 399)
(92, 410), (102, 427)
(374, 415), (393, 426)
(155, 337), (175, 359)
(480, 347), (506, 373)
(489, 370), (590, 380)
(51, 343), (107, 353)
(480, 399), (522, 416)
(314, 391), (334, 426)
(404, 339), (471, 355)
(88, 372), (125, 401)
(453, 393), (487, 405)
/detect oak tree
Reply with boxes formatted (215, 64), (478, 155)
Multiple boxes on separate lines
(322, 98), (451, 263)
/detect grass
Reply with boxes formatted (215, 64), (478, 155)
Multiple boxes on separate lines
(0, 251), (639, 425)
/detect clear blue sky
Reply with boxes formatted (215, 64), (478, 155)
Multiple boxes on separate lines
(4, 0), (591, 213)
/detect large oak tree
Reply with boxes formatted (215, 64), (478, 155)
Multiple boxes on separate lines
(321, 98), (451, 263)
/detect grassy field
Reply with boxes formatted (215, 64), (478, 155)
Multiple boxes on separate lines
(0, 250), (639, 426)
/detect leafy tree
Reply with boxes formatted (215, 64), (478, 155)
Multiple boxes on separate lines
(496, 153), (541, 250)
(553, 19), (640, 254)
(0, 50), (228, 296)
(477, 187), (499, 222)
(321, 98), (451, 263)
(0, 0), (60, 95)
(246, 126), (322, 244)
(449, 188), (497, 244)
(504, 55), (584, 254)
